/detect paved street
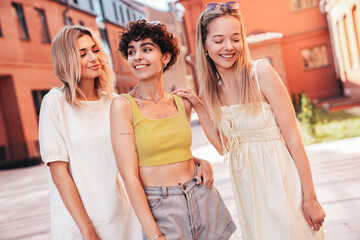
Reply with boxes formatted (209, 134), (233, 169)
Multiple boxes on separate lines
(0, 123), (360, 239)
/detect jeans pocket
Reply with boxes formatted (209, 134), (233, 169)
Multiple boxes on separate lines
(147, 197), (163, 210)
(202, 184), (214, 190)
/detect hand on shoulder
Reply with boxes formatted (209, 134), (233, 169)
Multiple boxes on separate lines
(172, 88), (203, 109)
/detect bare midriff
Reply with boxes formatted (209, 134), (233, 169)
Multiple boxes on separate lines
(139, 158), (195, 186)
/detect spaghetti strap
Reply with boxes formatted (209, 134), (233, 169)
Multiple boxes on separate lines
(121, 94), (142, 124)
(251, 60), (267, 122)
(173, 94), (186, 114)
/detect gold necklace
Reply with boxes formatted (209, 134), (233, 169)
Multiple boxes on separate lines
(134, 86), (164, 104)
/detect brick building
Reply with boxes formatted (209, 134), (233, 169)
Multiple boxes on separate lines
(0, 0), (146, 167)
(177, 0), (341, 100)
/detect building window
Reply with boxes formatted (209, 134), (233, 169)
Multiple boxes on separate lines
(12, 2), (29, 40)
(343, 15), (353, 68)
(99, 28), (113, 66)
(301, 45), (330, 70)
(119, 6), (125, 23)
(336, 21), (346, 70)
(0, 21), (3, 37)
(89, 0), (94, 10)
(352, 5), (360, 64)
(113, 2), (119, 21)
(73, 0), (78, 4)
(35, 9), (50, 43)
(79, 21), (84, 26)
(290, 0), (317, 12)
(32, 90), (49, 122)
(67, 17), (73, 25)
(126, 8), (131, 22)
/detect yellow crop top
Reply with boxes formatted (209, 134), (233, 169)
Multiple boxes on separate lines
(122, 94), (193, 167)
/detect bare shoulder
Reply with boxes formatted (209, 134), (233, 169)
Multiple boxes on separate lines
(110, 95), (132, 117)
(256, 61), (276, 80)
(111, 95), (130, 107)
(256, 60), (283, 90)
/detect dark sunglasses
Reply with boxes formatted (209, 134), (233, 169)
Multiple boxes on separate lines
(206, 1), (239, 11)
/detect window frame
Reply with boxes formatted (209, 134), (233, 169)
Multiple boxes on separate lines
(12, 2), (30, 41)
(290, 0), (318, 12)
(300, 44), (331, 71)
(35, 8), (51, 43)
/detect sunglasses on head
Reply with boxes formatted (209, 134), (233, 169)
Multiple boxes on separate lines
(147, 21), (161, 26)
(206, 1), (239, 11)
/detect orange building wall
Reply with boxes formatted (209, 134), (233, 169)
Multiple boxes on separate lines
(0, 0), (138, 166)
(178, 0), (339, 99)
(281, 28), (338, 98)
(249, 37), (288, 86)
(0, 0), (72, 163)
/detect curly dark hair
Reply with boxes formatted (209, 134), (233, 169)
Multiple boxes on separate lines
(119, 19), (180, 72)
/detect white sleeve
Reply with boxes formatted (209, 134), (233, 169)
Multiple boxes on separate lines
(38, 92), (69, 165)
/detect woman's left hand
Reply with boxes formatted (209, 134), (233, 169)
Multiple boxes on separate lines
(196, 159), (214, 187)
(302, 198), (326, 231)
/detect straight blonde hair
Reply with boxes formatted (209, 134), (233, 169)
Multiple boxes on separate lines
(196, 6), (259, 125)
(51, 25), (114, 107)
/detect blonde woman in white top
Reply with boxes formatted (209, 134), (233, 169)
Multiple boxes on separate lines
(175, 2), (326, 239)
(39, 25), (141, 240)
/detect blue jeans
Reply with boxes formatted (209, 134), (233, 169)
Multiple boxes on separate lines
(142, 169), (236, 240)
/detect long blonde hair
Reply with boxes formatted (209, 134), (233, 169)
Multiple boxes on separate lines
(196, 5), (258, 125)
(51, 25), (114, 107)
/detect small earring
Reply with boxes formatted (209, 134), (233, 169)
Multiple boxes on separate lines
(205, 51), (209, 56)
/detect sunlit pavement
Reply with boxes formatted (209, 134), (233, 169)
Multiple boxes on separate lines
(0, 127), (360, 239)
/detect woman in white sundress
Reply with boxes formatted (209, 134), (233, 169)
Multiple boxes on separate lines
(174, 2), (326, 239)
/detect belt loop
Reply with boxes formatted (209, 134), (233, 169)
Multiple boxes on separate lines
(161, 186), (168, 199)
(194, 162), (199, 175)
(194, 163), (202, 187)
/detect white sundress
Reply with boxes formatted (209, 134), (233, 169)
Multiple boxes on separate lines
(219, 60), (325, 240)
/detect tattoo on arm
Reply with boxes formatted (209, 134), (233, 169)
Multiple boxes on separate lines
(119, 132), (132, 136)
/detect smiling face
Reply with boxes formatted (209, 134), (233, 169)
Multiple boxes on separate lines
(204, 15), (243, 71)
(77, 34), (102, 82)
(127, 37), (170, 80)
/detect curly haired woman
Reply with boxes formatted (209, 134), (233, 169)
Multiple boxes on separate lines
(110, 20), (236, 240)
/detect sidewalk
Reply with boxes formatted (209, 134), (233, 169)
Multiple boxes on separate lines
(1, 137), (360, 239)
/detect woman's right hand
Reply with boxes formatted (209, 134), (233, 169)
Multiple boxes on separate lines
(172, 88), (202, 108)
(156, 235), (166, 240)
(82, 223), (101, 240)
